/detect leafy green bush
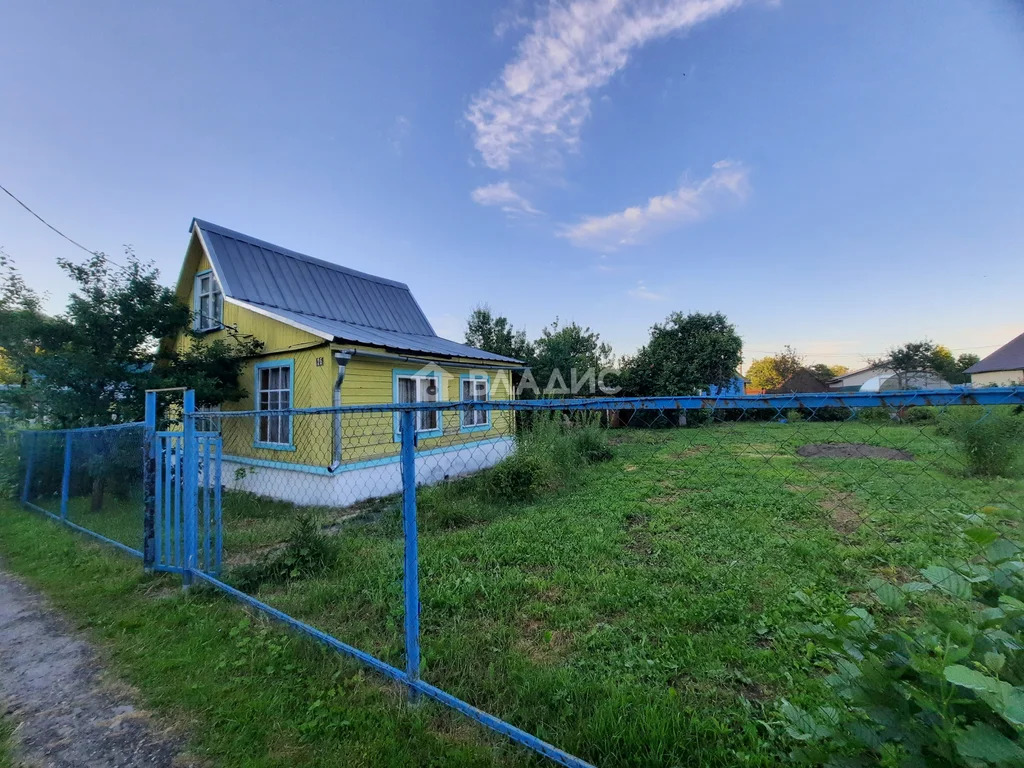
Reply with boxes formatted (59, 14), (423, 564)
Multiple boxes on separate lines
(781, 531), (1024, 766)
(233, 514), (337, 591)
(939, 407), (1022, 477)
(487, 452), (546, 503)
(902, 405), (938, 423)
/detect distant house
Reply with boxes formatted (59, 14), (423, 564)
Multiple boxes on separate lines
(768, 368), (829, 394)
(827, 364), (951, 392)
(965, 332), (1024, 387)
(827, 364), (892, 392)
(173, 219), (522, 505)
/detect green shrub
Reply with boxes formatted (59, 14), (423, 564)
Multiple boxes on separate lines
(784, 409), (804, 423)
(572, 422), (613, 463)
(939, 407), (1022, 477)
(233, 514), (337, 591)
(902, 405), (938, 423)
(487, 453), (546, 504)
(781, 530), (1024, 766)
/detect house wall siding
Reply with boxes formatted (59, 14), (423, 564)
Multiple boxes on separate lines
(174, 237), (517, 474)
(340, 356), (515, 463)
(971, 370), (1024, 387)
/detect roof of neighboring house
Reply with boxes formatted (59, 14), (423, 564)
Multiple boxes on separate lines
(965, 332), (1024, 375)
(768, 368), (830, 394)
(827, 362), (888, 384)
(188, 219), (521, 364)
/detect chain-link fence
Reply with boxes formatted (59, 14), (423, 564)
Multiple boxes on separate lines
(14, 388), (1024, 767)
(20, 423), (147, 555)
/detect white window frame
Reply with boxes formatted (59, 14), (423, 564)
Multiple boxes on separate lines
(254, 361), (294, 450)
(393, 370), (442, 440)
(194, 270), (223, 332)
(460, 375), (490, 432)
(195, 404), (222, 433)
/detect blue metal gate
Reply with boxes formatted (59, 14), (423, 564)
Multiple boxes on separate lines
(153, 430), (222, 575)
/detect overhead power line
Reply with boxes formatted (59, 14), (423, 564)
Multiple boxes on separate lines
(0, 181), (124, 268)
(0, 182), (99, 256)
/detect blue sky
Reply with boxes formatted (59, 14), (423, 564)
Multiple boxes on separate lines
(2, 0), (1022, 370)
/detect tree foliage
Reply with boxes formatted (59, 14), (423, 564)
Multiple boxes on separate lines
(873, 340), (979, 387)
(464, 305), (533, 361)
(620, 312), (742, 397)
(527, 318), (613, 396)
(747, 346), (805, 391)
(808, 363), (848, 381)
(0, 251), (262, 427)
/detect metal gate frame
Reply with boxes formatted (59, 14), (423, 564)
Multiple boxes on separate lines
(143, 389), (222, 579)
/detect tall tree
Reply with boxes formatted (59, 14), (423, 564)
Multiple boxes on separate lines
(746, 346), (805, 391)
(872, 340), (939, 388)
(808, 363), (849, 381)
(526, 318), (613, 397)
(620, 312), (742, 397)
(2, 251), (262, 427)
(464, 305), (533, 362)
(929, 345), (979, 385)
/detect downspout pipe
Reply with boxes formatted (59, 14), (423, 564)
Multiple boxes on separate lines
(328, 349), (355, 472)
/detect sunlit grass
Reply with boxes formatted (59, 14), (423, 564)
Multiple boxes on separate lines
(5, 418), (1023, 767)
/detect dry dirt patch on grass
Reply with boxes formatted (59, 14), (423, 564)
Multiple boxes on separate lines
(797, 443), (913, 461)
(819, 492), (863, 534)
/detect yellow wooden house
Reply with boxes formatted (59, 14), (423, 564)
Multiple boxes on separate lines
(174, 219), (521, 506)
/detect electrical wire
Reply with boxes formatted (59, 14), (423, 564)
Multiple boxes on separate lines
(0, 181), (123, 267)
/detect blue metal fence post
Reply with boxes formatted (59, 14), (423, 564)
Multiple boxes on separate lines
(143, 391), (157, 573)
(400, 409), (421, 702)
(182, 389), (197, 589)
(20, 431), (34, 505)
(60, 433), (72, 520)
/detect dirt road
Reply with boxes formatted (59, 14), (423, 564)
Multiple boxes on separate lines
(0, 565), (190, 767)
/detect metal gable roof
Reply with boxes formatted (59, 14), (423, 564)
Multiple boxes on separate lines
(965, 332), (1024, 375)
(190, 219), (521, 365)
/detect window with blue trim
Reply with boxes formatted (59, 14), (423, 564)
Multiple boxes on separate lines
(396, 373), (440, 433)
(194, 270), (223, 331)
(461, 376), (489, 429)
(257, 365), (291, 446)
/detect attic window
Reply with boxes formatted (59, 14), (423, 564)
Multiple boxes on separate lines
(194, 271), (223, 331)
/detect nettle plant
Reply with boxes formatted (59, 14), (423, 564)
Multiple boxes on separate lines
(782, 528), (1024, 767)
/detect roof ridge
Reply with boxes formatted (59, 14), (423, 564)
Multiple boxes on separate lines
(190, 218), (410, 291)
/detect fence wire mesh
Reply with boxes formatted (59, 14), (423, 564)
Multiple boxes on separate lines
(22, 424), (146, 553)
(15, 390), (1024, 767)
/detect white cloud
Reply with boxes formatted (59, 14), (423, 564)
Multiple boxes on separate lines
(559, 160), (749, 249)
(389, 115), (411, 155)
(471, 181), (542, 215)
(467, 0), (745, 170)
(628, 280), (665, 301)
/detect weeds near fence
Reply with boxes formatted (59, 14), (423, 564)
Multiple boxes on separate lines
(939, 405), (1023, 478)
(233, 514), (339, 592)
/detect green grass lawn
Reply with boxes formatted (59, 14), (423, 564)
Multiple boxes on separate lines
(0, 717), (14, 768)
(3, 418), (1022, 767)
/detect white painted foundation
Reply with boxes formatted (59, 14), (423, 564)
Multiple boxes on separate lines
(220, 437), (515, 507)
